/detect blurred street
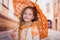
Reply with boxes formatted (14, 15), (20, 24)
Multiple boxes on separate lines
(0, 29), (60, 40)
(42, 29), (60, 40)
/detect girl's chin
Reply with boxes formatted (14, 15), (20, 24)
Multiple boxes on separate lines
(23, 19), (32, 22)
(24, 20), (30, 22)
(24, 20), (31, 22)
(25, 21), (30, 22)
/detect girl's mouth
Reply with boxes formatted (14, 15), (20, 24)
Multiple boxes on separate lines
(25, 17), (29, 19)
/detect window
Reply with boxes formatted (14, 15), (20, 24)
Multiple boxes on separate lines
(0, 0), (9, 11)
(58, 0), (60, 3)
(55, 19), (57, 30)
(0, 0), (2, 11)
(46, 3), (50, 13)
(3, 0), (9, 8)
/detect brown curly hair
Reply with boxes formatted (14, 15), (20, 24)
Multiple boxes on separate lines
(19, 6), (38, 29)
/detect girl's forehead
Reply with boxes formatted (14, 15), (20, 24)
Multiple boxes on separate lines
(25, 8), (34, 12)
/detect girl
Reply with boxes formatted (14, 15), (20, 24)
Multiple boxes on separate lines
(13, 0), (48, 40)
(19, 6), (41, 40)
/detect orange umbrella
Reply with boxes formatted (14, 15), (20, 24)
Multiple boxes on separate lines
(13, 0), (48, 39)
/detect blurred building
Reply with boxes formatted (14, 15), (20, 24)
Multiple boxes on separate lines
(52, 0), (60, 31)
(0, 0), (19, 31)
(36, 0), (60, 31)
(36, 0), (53, 28)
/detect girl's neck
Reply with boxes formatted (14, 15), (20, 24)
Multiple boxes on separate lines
(25, 21), (32, 27)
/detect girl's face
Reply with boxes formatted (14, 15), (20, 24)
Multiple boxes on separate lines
(23, 8), (34, 22)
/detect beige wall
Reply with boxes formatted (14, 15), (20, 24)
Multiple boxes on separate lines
(0, 18), (19, 30)
(57, 15), (60, 31)
(0, 0), (19, 30)
(0, 0), (2, 11)
(52, 14), (60, 32)
(52, 0), (60, 32)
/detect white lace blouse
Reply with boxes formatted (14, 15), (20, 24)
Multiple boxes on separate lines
(20, 27), (40, 40)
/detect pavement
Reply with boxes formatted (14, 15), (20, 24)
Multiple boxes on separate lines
(42, 29), (60, 40)
(0, 29), (60, 40)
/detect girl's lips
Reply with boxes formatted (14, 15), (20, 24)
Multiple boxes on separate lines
(25, 17), (29, 19)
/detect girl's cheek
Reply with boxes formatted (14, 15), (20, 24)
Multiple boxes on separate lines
(23, 14), (26, 17)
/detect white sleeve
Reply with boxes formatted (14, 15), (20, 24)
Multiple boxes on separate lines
(33, 35), (40, 40)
